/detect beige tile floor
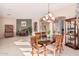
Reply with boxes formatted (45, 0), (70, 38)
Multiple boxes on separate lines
(0, 36), (79, 56)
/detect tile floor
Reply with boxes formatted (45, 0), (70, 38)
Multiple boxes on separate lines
(0, 36), (79, 56)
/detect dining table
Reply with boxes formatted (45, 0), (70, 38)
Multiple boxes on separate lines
(38, 37), (55, 56)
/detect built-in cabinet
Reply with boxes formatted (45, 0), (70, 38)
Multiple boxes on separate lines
(64, 17), (79, 49)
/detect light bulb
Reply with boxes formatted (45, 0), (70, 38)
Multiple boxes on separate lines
(48, 13), (52, 17)
(43, 18), (46, 21)
(45, 15), (48, 19)
(51, 17), (55, 20)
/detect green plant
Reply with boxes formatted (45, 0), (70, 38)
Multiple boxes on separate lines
(28, 26), (32, 35)
(46, 30), (50, 35)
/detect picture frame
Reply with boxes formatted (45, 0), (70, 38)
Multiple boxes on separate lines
(21, 21), (27, 27)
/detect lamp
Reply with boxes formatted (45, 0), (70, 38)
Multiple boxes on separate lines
(41, 3), (55, 40)
(42, 3), (55, 22)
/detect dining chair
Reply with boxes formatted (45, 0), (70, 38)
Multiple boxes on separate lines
(46, 35), (64, 56)
(30, 35), (46, 56)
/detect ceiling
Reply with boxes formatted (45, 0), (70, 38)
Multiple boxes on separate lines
(0, 3), (76, 19)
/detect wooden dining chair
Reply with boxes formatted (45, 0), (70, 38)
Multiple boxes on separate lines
(46, 35), (64, 56)
(30, 35), (46, 56)
(55, 35), (64, 54)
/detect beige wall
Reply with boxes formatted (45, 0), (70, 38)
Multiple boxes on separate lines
(54, 4), (76, 18)
(0, 16), (37, 38)
(0, 3), (77, 38)
(0, 17), (3, 38)
(0, 16), (16, 38)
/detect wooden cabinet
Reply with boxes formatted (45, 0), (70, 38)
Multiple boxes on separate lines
(64, 17), (79, 49)
(4, 25), (14, 38)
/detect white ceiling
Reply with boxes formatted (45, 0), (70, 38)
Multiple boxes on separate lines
(0, 3), (76, 19)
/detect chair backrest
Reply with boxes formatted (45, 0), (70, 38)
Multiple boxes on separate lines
(30, 36), (38, 47)
(35, 32), (46, 39)
(55, 35), (63, 48)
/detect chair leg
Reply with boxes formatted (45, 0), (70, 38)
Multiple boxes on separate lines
(57, 46), (62, 55)
(37, 48), (39, 56)
(57, 49), (60, 56)
(61, 45), (64, 51)
(59, 45), (63, 53)
(53, 50), (56, 56)
(43, 44), (47, 56)
(32, 48), (34, 56)
(52, 48), (56, 56)
(44, 48), (47, 56)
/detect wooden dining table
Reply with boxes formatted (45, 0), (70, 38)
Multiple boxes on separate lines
(38, 39), (55, 45)
(38, 37), (55, 56)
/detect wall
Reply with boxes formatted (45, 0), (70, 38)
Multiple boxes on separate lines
(0, 17), (3, 38)
(0, 16), (16, 38)
(54, 4), (76, 18)
(0, 3), (77, 38)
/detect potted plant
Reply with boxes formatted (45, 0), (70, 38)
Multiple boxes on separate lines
(46, 30), (50, 39)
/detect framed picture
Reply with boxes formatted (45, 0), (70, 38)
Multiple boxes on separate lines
(21, 21), (27, 27)
(34, 22), (38, 32)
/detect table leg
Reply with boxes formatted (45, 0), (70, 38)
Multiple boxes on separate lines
(43, 44), (47, 56)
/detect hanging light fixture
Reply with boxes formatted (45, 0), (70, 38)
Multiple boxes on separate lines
(42, 3), (55, 22)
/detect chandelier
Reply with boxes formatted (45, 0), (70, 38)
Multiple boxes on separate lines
(42, 3), (55, 22)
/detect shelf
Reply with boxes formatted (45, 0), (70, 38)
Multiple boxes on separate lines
(67, 28), (75, 30)
(66, 33), (75, 36)
(68, 38), (75, 41)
